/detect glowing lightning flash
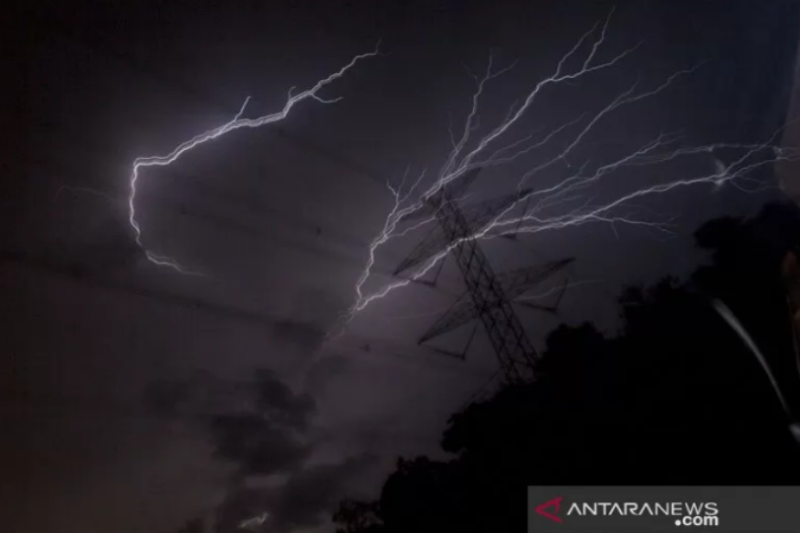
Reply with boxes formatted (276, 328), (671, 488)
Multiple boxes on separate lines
(343, 10), (800, 326)
(239, 512), (269, 530)
(127, 47), (380, 274)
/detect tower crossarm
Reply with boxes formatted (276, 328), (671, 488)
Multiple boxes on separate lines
(392, 225), (450, 277)
(459, 188), (534, 234)
(418, 291), (480, 343)
(435, 196), (539, 383)
(417, 257), (575, 343)
(499, 258), (576, 300)
(396, 167), (483, 225)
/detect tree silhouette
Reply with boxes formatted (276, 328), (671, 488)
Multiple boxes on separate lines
(333, 201), (800, 533)
(333, 499), (382, 533)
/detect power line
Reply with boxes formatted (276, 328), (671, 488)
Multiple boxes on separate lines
(0, 250), (488, 392)
(0, 249), (285, 328)
(395, 169), (573, 385)
(33, 152), (459, 294)
(24, 18), (511, 375)
(31, 116), (370, 253)
(28, 115), (469, 298)
(0, 248), (408, 354)
(37, 17), (388, 190)
(30, 20), (478, 298)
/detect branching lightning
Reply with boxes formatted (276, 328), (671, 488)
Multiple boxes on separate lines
(126, 47), (380, 274)
(343, 10), (800, 327)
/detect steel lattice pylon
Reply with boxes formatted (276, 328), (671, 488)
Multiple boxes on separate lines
(394, 168), (574, 384)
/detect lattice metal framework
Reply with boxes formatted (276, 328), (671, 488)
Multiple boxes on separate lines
(394, 168), (573, 383)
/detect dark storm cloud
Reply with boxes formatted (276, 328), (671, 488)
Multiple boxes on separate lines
(143, 369), (313, 491)
(214, 454), (377, 533)
(211, 413), (312, 476)
(45, 188), (144, 275)
(270, 319), (328, 356)
(269, 454), (378, 531)
(145, 369), (252, 419)
(215, 487), (274, 533)
(145, 368), (316, 427)
(291, 288), (347, 327)
(253, 369), (316, 431)
(270, 288), (350, 356)
(144, 379), (194, 418)
(305, 353), (351, 392)
(144, 364), (374, 531)
(198, 367), (377, 533)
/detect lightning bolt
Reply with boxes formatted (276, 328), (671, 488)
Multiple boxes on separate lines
(127, 47), (380, 274)
(342, 10), (800, 329)
(239, 512), (269, 530)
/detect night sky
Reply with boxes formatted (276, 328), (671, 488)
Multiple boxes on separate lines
(4, 1), (800, 532)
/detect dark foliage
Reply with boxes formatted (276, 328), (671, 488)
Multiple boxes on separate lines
(333, 202), (800, 533)
(333, 499), (382, 533)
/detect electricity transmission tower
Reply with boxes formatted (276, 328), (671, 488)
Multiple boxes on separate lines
(394, 168), (574, 384)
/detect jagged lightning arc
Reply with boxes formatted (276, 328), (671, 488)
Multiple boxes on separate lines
(127, 47), (380, 274)
(343, 9), (800, 325)
(239, 512), (269, 530)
